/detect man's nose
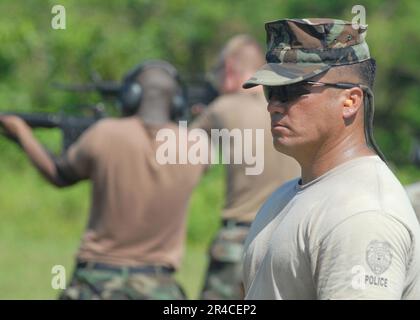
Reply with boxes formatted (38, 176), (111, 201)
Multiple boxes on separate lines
(267, 99), (288, 115)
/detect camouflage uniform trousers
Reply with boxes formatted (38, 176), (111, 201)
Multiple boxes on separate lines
(200, 223), (250, 300)
(59, 263), (187, 300)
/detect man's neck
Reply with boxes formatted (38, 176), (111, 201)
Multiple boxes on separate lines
(137, 108), (170, 126)
(298, 133), (376, 185)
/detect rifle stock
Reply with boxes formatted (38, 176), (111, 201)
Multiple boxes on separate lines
(0, 111), (101, 151)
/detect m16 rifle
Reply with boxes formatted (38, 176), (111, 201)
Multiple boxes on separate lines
(0, 79), (120, 152)
(0, 104), (106, 152)
(184, 76), (219, 119)
(0, 67), (218, 152)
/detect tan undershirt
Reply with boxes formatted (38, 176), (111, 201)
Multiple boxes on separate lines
(243, 156), (420, 299)
(57, 117), (205, 269)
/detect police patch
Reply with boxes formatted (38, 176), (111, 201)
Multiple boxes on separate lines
(366, 240), (393, 275)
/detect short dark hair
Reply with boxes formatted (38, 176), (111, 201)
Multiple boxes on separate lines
(352, 58), (376, 89)
(332, 58), (376, 89)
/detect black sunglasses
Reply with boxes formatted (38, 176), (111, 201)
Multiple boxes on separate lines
(263, 81), (363, 103)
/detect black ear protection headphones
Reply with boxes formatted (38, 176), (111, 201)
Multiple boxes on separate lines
(118, 60), (188, 121)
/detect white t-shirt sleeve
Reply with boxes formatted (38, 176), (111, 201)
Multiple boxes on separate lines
(311, 211), (413, 300)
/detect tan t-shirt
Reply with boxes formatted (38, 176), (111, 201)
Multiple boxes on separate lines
(191, 92), (300, 222)
(57, 117), (205, 269)
(243, 156), (420, 299)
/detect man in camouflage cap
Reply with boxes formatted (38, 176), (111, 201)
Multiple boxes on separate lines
(242, 18), (420, 299)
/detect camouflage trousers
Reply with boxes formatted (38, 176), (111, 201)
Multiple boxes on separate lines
(59, 262), (186, 300)
(200, 222), (250, 300)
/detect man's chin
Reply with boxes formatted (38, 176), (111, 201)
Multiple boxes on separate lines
(273, 139), (295, 156)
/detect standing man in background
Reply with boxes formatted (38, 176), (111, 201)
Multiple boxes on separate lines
(192, 35), (300, 300)
(0, 61), (206, 299)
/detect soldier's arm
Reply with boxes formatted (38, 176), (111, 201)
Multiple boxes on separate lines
(310, 211), (413, 300)
(0, 115), (69, 187)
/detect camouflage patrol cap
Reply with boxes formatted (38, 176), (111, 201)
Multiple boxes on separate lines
(243, 18), (371, 88)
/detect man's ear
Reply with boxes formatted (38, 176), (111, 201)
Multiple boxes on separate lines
(342, 87), (364, 119)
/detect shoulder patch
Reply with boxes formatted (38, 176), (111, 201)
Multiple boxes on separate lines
(366, 240), (393, 275)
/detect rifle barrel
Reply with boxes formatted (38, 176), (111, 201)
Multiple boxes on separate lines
(0, 112), (61, 128)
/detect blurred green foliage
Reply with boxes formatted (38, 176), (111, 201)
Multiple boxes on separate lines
(0, 0), (419, 163)
(1, 0), (420, 299)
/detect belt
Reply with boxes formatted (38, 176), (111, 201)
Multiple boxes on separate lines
(222, 219), (252, 228)
(76, 261), (175, 275)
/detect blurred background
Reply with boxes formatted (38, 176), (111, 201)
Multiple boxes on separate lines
(0, 0), (419, 299)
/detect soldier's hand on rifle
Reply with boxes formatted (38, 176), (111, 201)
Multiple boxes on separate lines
(0, 115), (30, 140)
(0, 114), (63, 185)
(191, 103), (206, 117)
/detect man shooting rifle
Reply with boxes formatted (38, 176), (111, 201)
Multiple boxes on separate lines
(0, 60), (207, 299)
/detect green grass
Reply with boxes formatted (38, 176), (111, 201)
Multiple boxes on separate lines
(0, 131), (224, 299)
